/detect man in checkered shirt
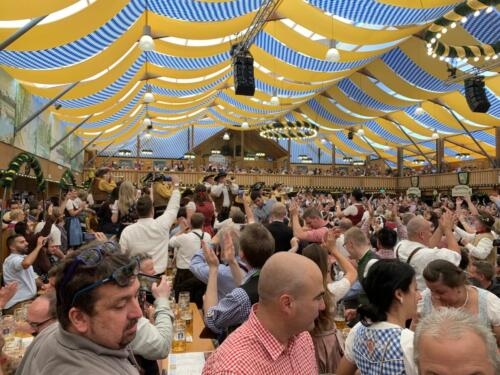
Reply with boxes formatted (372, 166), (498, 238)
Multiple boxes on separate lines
(202, 252), (325, 374)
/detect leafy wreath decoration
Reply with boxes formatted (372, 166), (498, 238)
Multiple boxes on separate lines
(59, 169), (77, 191)
(0, 152), (46, 192)
(259, 121), (319, 140)
(424, 0), (500, 59)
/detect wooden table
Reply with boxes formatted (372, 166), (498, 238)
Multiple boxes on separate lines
(161, 303), (215, 370)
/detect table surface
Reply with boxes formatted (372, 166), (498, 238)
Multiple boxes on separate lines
(161, 303), (215, 370)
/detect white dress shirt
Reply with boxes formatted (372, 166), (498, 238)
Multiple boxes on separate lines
(395, 239), (461, 291)
(119, 190), (180, 274)
(211, 183), (239, 207)
(169, 229), (211, 269)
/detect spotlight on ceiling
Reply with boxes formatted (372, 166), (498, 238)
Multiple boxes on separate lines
(431, 129), (439, 140)
(241, 121), (249, 129)
(223, 132), (230, 141)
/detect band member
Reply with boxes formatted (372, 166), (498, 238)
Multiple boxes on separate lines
(90, 167), (116, 205)
(152, 175), (173, 218)
(202, 174), (215, 191)
(210, 172), (239, 214)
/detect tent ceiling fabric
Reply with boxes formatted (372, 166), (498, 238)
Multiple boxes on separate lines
(0, 0), (498, 165)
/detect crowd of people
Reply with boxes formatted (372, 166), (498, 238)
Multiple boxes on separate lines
(109, 159), (485, 179)
(0, 166), (499, 374)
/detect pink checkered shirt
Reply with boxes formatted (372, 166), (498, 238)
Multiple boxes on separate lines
(202, 304), (318, 375)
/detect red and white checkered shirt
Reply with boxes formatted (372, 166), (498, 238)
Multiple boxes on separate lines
(202, 304), (318, 375)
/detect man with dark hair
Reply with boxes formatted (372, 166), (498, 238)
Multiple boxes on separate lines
(17, 242), (143, 374)
(203, 223), (275, 335)
(290, 203), (330, 244)
(251, 191), (275, 224)
(169, 212), (211, 304)
(335, 189), (366, 226)
(3, 234), (46, 312)
(469, 260), (500, 298)
(120, 175), (180, 275)
(375, 227), (397, 259)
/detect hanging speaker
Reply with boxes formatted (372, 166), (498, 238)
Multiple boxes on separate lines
(234, 54), (255, 96)
(464, 76), (490, 113)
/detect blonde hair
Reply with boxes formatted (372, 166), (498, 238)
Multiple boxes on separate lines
(117, 181), (136, 216)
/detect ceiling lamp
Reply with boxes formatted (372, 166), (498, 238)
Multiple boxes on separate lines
(325, 41), (340, 62)
(352, 160), (365, 166)
(270, 93), (280, 105)
(138, 25), (155, 52)
(143, 117), (152, 127)
(260, 121), (319, 140)
(118, 149), (131, 156)
(456, 152), (470, 160)
(211, 149), (221, 155)
(414, 105), (425, 115)
(356, 127), (365, 136)
(141, 149), (153, 155)
(184, 151), (196, 159)
(298, 154), (308, 160)
(256, 152), (266, 158)
(241, 120), (249, 129)
(223, 132), (230, 141)
(244, 155), (256, 161)
(413, 159), (425, 165)
(343, 156), (353, 164)
(302, 157), (313, 164)
(431, 129), (439, 140)
(144, 86), (155, 103)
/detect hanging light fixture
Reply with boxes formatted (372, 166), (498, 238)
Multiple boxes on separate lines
(211, 149), (221, 155)
(256, 152), (266, 158)
(183, 151), (196, 159)
(270, 91), (280, 105)
(143, 117), (152, 127)
(343, 156), (353, 164)
(356, 127), (364, 136)
(242, 120), (249, 129)
(138, 25), (155, 51)
(141, 149), (153, 155)
(325, 40), (340, 62)
(144, 83), (155, 103)
(298, 154), (308, 160)
(223, 132), (230, 141)
(414, 105), (425, 116)
(352, 160), (365, 166)
(431, 129), (439, 139)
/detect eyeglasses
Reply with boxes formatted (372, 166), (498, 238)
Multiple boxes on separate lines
(70, 256), (139, 306)
(57, 242), (139, 307)
(28, 317), (55, 330)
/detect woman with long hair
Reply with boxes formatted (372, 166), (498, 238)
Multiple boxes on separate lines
(337, 259), (420, 375)
(193, 184), (215, 236)
(302, 243), (345, 374)
(111, 181), (138, 235)
(419, 259), (500, 345)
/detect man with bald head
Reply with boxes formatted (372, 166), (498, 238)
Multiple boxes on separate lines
(27, 292), (57, 336)
(203, 252), (324, 374)
(394, 212), (461, 290)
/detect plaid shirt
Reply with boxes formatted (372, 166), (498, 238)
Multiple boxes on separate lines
(202, 305), (318, 375)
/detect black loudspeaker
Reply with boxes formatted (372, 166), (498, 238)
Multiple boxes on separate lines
(234, 54), (255, 96)
(348, 130), (354, 140)
(464, 76), (490, 113)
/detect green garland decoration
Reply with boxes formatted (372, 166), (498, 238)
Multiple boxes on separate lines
(259, 121), (319, 140)
(424, 0), (500, 60)
(59, 169), (77, 191)
(0, 152), (46, 192)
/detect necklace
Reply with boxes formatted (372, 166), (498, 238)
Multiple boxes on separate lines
(457, 287), (469, 309)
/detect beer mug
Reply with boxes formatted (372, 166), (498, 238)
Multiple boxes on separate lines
(178, 291), (190, 310)
(172, 321), (186, 353)
(334, 301), (347, 330)
(180, 308), (193, 340)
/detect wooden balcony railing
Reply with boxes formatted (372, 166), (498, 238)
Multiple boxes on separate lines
(83, 169), (500, 192)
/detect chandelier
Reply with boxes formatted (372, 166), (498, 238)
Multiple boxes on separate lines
(260, 121), (318, 140)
